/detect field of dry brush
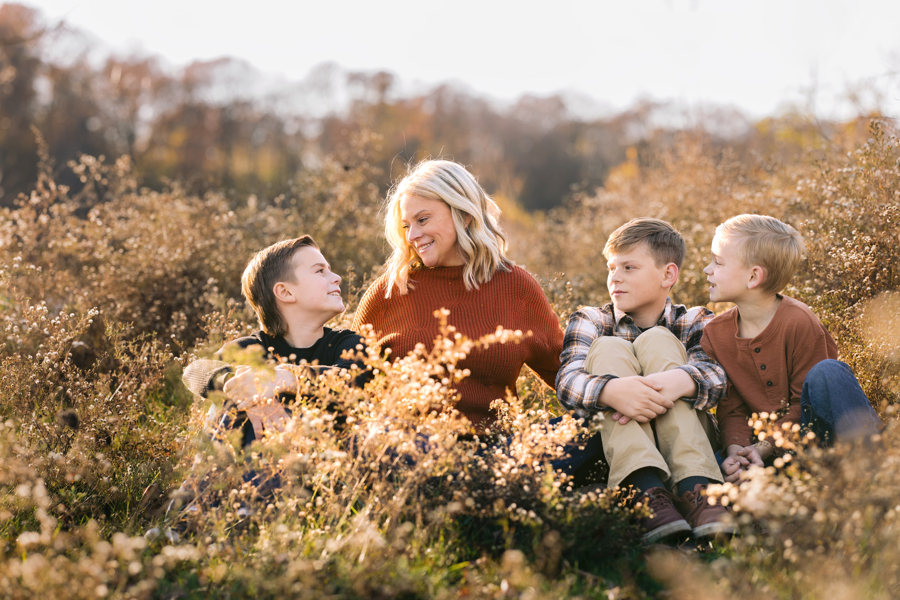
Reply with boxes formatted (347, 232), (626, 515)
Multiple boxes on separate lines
(1, 122), (899, 599)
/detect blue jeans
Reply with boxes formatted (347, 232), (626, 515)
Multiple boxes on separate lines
(800, 359), (882, 445)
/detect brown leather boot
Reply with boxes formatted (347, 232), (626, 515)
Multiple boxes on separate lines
(676, 484), (738, 540)
(638, 487), (691, 544)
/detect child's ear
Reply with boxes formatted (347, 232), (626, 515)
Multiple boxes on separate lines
(662, 263), (679, 289)
(273, 282), (296, 304)
(747, 266), (766, 290)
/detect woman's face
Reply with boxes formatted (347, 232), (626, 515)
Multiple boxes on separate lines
(399, 194), (464, 267)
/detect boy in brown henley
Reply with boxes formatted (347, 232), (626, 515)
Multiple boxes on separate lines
(700, 215), (882, 482)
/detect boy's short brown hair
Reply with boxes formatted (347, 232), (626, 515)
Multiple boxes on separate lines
(241, 236), (319, 336)
(715, 214), (804, 295)
(603, 217), (686, 268)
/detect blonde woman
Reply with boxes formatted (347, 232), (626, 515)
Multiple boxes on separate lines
(353, 160), (563, 427)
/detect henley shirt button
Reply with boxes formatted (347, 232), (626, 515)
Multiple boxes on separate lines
(767, 381), (773, 386)
(754, 348), (761, 353)
(761, 364), (766, 370)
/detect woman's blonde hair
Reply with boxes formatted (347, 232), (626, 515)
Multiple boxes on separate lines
(383, 160), (512, 297)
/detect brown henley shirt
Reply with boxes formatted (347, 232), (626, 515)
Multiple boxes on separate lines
(700, 295), (837, 448)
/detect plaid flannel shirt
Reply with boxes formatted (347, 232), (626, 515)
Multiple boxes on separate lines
(556, 298), (726, 417)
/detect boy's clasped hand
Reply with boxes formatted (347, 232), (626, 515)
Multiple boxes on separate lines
(601, 376), (671, 424)
(720, 444), (766, 483)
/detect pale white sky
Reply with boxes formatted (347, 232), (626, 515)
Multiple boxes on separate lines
(23, 0), (900, 119)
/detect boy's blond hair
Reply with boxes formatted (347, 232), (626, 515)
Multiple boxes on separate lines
(603, 217), (686, 268)
(715, 214), (805, 295)
(241, 236), (319, 337)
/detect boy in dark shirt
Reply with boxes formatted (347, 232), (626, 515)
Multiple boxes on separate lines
(183, 235), (367, 445)
(164, 236), (367, 526)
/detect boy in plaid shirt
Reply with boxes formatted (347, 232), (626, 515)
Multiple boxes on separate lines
(557, 218), (734, 543)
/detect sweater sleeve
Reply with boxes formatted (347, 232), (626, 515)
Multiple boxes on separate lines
(519, 270), (563, 390)
(182, 359), (233, 398)
(181, 336), (266, 398)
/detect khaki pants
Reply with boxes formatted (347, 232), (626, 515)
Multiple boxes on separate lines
(586, 327), (722, 489)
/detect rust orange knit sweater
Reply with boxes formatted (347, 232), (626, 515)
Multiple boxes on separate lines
(352, 265), (563, 426)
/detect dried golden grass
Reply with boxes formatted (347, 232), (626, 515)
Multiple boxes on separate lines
(1, 121), (898, 598)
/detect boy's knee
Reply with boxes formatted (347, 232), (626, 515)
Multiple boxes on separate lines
(585, 336), (638, 376)
(804, 360), (856, 401)
(590, 335), (634, 355)
(634, 326), (678, 346)
(806, 359), (850, 385)
(633, 326), (687, 373)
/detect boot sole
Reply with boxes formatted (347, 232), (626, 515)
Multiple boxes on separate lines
(692, 522), (739, 540)
(642, 518), (691, 544)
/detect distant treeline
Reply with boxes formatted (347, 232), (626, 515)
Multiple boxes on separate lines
(0, 3), (887, 212)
